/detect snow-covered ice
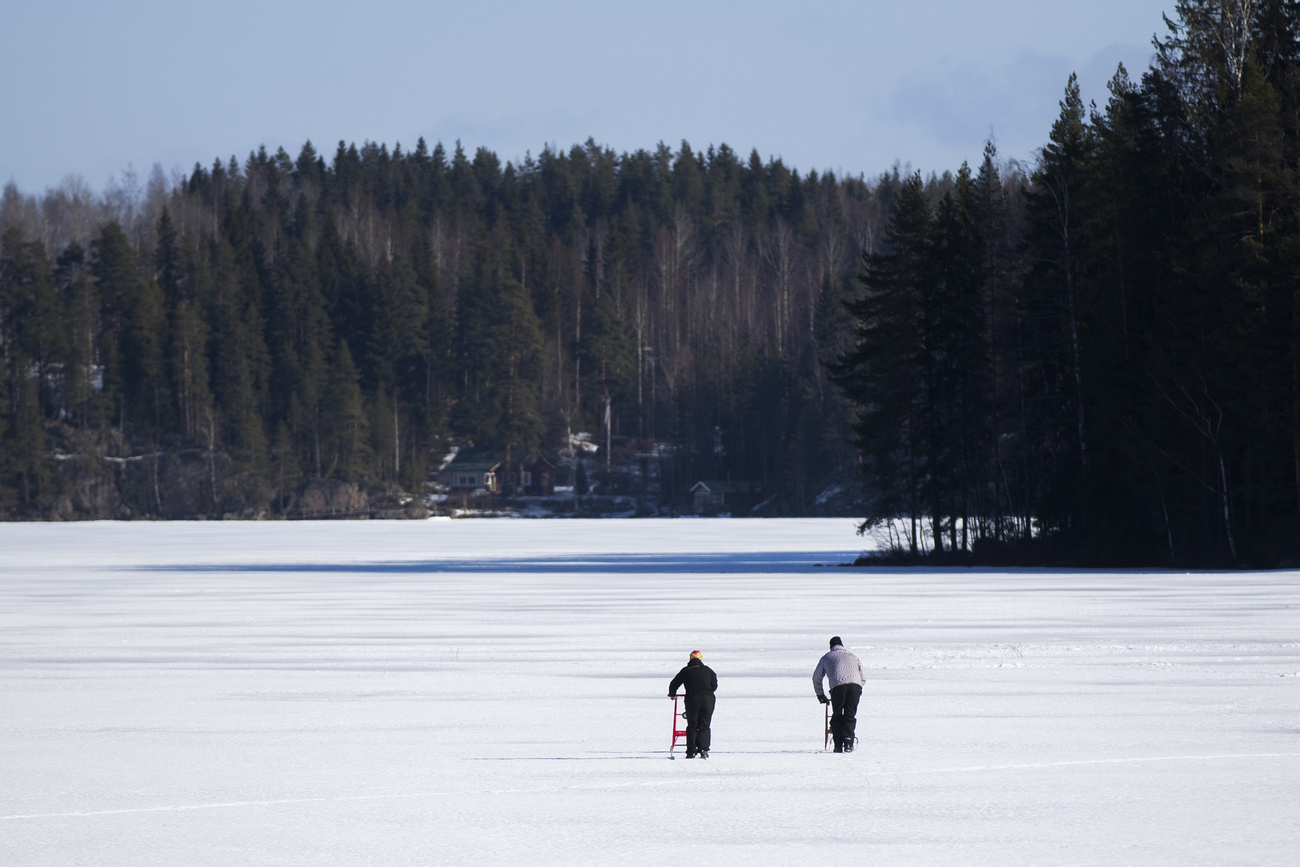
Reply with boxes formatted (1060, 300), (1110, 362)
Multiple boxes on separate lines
(1, 518), (1297, 865)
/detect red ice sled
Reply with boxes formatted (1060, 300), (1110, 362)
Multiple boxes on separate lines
(669, 693), (689, 754)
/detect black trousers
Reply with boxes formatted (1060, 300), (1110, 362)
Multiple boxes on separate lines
(830, 683), (862, 749)
(684, 693), (715, 753)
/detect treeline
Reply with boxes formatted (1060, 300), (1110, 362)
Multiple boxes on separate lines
(9, 0), (1292, 566)
(834, 0), (1300, 567)
(0, 138), (884, 517)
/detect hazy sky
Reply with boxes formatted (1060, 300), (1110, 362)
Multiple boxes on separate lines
(3, 1), (1175, 193)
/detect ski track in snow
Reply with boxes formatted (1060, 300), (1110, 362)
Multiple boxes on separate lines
(2, 519), (1299, 865)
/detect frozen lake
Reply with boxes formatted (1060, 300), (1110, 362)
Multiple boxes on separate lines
(2, 518), (1297, 865)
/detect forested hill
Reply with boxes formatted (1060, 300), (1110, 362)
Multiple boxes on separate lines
(7, 1), (1300, 569)
(833, 1), (1300, 568)
(0, 139), (897, 519)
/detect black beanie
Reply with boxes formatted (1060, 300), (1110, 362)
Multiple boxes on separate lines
(829, 636), (842, 648)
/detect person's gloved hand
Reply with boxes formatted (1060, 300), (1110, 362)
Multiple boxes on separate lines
(818, 695), (829, 704)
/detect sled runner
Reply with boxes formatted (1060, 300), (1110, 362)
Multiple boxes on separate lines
(824, 700), (831, 750)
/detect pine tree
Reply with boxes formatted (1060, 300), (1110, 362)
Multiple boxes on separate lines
(0, 230), (59, 511)
(54, 242), (100, 428)
(90, 222), (136, 427)
(1024, 74), (1095, 535)
(486, 276), (545, 485)
(126, 274), (168, 431)
(831, 173), (932, 552)
(0, 342), (12, 513)
(323, 339), (371, 479)
(929, 165), (989, 551)
(367, 253), (428, 482)
(206, 237), (269, 474)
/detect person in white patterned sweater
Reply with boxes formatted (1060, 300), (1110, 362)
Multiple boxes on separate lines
(812, 636), (865, 752)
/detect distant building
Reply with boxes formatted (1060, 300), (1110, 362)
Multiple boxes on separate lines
(443, 446), (502, 495)
(690, 480), (763, 514)
(442, 447), (556, 497)
(518, 455), (557, 496)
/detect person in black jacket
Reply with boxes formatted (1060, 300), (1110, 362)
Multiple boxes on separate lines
(668, 650), (718, 758)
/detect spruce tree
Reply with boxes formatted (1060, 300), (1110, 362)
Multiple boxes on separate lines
(1024, 74), (1095, 535)
(487, 276), (545, 483)
(831, 173), (932, 552)
(323, 339), (371, 479)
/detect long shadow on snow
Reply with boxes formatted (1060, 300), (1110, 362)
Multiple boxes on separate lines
(139, 551), (860, 575)
(138, 554), (1273, 578)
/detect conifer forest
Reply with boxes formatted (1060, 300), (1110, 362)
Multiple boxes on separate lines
(3, 1), (1300, 567)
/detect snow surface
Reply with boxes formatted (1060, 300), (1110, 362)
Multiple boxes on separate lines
(1, 518), (1298, 865)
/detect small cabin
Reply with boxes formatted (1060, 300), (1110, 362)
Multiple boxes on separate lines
(442, 447), (556, 497)
(521, 455), (557, 496)
(442, 447), (503, 494)
(691, 479), (763, 514)
(495, 454), (557, 496)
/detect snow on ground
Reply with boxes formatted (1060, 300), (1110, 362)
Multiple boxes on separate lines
(1, 518), (1297, 865)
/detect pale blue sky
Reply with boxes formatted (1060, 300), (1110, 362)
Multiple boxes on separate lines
(3, 1), (1173, 192)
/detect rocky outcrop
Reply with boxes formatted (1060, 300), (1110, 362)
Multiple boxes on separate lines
(297, 480), (369, 518)
(28, 422), (381, 521)
(58, 454), (123, 519)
